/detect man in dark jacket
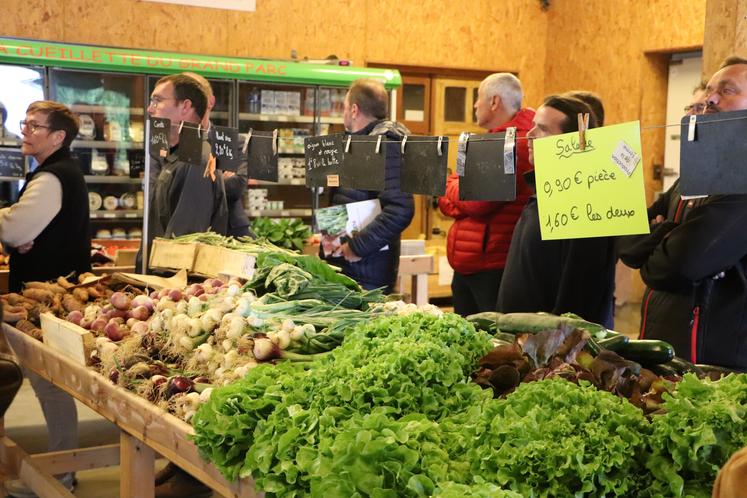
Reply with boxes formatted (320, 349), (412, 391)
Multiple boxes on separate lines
(621, 57), (747, 369)
(0, 100), (87, 496)
(140, 73), (229, 271)
(438, 73), (534, 316)
(321, 78), (414, 292)
(186, 71), (252, 237)
(497, 95), (616, 327)
(617, 83), (707, 357)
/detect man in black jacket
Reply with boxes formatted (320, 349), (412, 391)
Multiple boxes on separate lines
(617, 82), (708, 357)
(497, 95), (617, 327)
(321, 79), (414, 292)
(140, 73), (229, 271)
(0, 100), (87, 496)
(622, 57), (747, 370)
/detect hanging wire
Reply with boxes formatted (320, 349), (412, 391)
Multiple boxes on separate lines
(155, 113), (747, 143)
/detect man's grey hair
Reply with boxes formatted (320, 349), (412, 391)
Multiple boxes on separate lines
(481, 73), (523, 113)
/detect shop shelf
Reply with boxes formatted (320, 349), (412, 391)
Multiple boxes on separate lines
(84, 175), (142, 184)
(246, 208), (312, 218)
(238, 113), (314, 123)
(72, 140), (144, 149)
(69, 104), (144, 115)
(90, 210), (143, 219)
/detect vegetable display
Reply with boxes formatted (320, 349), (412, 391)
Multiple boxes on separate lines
(250, 217), (311, 252)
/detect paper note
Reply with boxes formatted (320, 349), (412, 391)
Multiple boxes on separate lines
(533, 121), (649, 240)
(611, 140), (641, 176)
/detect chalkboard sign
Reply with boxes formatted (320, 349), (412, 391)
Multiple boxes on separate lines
(401, 137), (449, 196)
(0, 148), (25, 178)
(210, 126), (240, 173)
(148, 117), (170, 160)
(459, 132), (516, 201)
(245, 130), (279, 182)
(341, 135), (386, 191)
(304, 133), (343, 187)
(129, 149), (145, 178)
(680, 109), (747, 195)
(177, 122), (203, 166)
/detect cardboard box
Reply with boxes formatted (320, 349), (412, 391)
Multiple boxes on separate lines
(193, 244), (256, 280)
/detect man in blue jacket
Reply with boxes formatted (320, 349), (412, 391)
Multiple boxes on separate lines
(321, 79), (414, 292)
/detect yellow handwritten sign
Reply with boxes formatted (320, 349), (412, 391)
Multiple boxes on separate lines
(533, 121), (649, 240)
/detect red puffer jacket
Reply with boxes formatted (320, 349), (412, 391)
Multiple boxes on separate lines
(438, 108), (535, 275)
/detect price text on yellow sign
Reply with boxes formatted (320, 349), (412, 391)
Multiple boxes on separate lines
(533, 121), (650, 240)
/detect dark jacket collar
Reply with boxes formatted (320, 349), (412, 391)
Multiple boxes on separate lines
(353, 119), (383, 136)
(37, 146), (71, 169)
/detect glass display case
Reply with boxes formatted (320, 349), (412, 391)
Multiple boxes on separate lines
(50, 68), (146, 241)
(0, 37), (401, 242)
(0, 64), (45, 207)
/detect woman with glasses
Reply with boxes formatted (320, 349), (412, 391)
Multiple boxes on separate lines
(0, 100), (90, 497)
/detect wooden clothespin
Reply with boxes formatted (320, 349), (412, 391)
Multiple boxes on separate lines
(203, 153), (216, 182)
(577, 113), (590, 150)
(437, 136), (443, 157)
(242, 129), (252, 154)
(272, 129), (279, 155)
(400, 135), (408, 154)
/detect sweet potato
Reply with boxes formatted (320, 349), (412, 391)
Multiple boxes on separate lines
(22, 288), (54, 304)
(14, 319), (43, 340)
(77, 272), (95, 284)
(72, 287), (89, 303)
(57, 276), (75, 290)
(2, 305), (28, 323)
(25, 281), (66, 294)
(62, 294), (85, 313)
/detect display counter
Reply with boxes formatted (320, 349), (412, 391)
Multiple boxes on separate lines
(0, 324), (262, 498)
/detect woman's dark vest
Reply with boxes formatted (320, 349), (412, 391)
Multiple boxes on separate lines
(9, 147), (91, 292)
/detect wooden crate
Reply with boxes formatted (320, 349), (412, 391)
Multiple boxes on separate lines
(148, 239), (198, 273)
(192, 244), (256, 280)
(39, 312), (94, 366)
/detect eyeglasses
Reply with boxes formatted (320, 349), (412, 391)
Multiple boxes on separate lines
(684, 103), (706, 114)
(148, 96), (176, 107)
(19, 120), (53, 133)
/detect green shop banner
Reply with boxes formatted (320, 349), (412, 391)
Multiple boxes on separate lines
(0, 37), (402, 88)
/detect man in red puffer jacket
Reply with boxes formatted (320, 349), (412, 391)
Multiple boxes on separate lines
(438, 73), (534, 316)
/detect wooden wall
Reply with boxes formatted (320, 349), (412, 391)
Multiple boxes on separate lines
(544, 0), (706, 201)
(0, 0), (549, 107)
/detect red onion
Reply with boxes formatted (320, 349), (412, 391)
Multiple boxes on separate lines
(128, 305), (151, 321)
(130, 321), (149, 335)
(66, 310), (83, 326)
(131, 295), (154, 312)
(90, 318), (107, 333)
(168, 289), (183, 301)
(110, 292), (131, 311)
(105, 320), (126, 341)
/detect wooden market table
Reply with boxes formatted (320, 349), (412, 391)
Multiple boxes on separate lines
(0, 323), (262, 498)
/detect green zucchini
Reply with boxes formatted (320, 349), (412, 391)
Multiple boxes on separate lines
(597, 334), (629, 351)
(493, 332), (518, 344)
(617, 340), (675, 366)
(466, 312), (500, 333)
(668, 357), (703, 376)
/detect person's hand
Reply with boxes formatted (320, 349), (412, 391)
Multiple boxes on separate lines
(321, 235), (342, 257)
(341, 243), (362, 263)
(651, 214), (665, 225)
(222, 170), (236, 179)
(16, 241), (33, 254)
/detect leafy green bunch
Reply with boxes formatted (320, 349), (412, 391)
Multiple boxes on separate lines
(644, 373), (747, 498)
(251, 217), (311, 252)
(467, 378), (651, 498)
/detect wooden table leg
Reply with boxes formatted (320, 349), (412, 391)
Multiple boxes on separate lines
(120, 432), (155, 498)
(411, 274), (429, 306)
